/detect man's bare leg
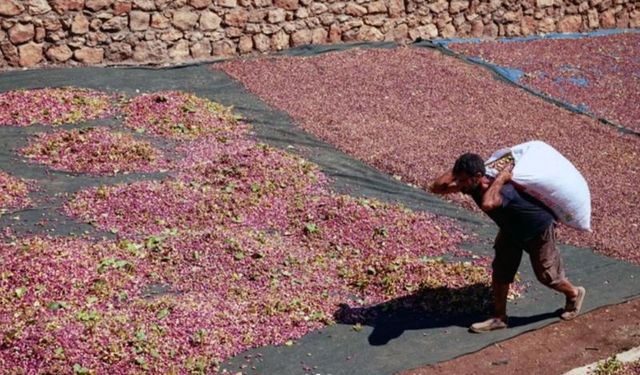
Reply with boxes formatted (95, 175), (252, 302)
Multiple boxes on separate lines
(552, 279), (579, 300)
(550, 279), (585, 320)
(492, 278), (509, 322)
(469, 278), (510, 333)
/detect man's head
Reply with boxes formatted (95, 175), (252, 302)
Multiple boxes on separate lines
(452, 153), (485, 194)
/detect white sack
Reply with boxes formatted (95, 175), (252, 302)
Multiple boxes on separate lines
(485, 140), (591, 231)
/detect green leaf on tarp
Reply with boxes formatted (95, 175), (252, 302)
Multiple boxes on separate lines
(48, 301), (68, 311)
(305, 222), (319, 235)
(14, 287), (27, 298)
(73, 364), (91, 374)
(135, 329), (146, 341)
(157, 308), (170, 319)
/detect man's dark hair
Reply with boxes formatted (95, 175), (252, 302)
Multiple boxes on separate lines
(453, 153), (485, 176)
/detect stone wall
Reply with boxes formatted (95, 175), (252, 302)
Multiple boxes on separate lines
(0, 0), (638, 69)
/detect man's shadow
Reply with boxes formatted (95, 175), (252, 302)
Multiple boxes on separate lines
(333, 283), (561, 346)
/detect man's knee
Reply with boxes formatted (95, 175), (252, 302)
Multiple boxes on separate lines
(535, 268), (564, 287)
(535, 270), (554, 286)
(492, 265), (517, 285)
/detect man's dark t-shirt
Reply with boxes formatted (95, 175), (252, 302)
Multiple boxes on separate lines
(471, 182), (555, 242)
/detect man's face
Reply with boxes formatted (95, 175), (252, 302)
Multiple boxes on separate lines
(454, 172), (481, 195)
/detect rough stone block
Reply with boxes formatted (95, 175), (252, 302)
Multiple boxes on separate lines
(212, 39), (236, 55)
(151, 13), (171, 29)
(46, 44), (73, 62)
(26, 0), (52, 15)
(101, 16), (127, 31)
(557, 14), (583, 32)
(291, 28), (312, 45)
(113, 1), (132, 15)
(311, 2), (328, 14)
(345, 3), (367, 16)
(74, 46), (104, 63)
(388, 0), (405, 17)
(599, 9), (616, 27)
(271, 29), (289, 49)
(190, 39), (211, 58)
(616, 10), (629, 28)
(470, 19), (484, 36)
(9, 23), (36, 44)
(0, 0), (25, 16)
(160, 29), (183, 42)
(71, 14), (90, 34)
(50, 0), (85, 14)
(105, 41), (133, 60)
(130, 10), (150, 31)
(133, 40), (167, 61)
(190, 0), (212, 9)
(268, 9), (287, 23)
(629, 9), (640, 27)
(367, 1), (386, 14)
(252, 33), (270, 51)
(449, 0), (469, 14)
(409, 23), (438, 39)
(238, 35), (253, 53)
(311, 27), (327, 43)
(173, 9), (200, 30)
(200, 11), (222, 30)
(216, 0), (237, 8)
(354, 25), (381, 40)
(34, 26), (46, 42)
(428, 0), (448, 14)
(18, 41), (43, 66)
(364, 14), (386, 26)
(133, 0), (155, 10)
(224, 9), (249, 27)
(275, 0), (299, 11)
(85, 0), (114, 11)
(587, 9), (599, 28)
(538, 16), (556, 32)
(1, 41), (20, 66)
(169, 39), (190, 59)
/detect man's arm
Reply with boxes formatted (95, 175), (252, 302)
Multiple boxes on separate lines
(429, 170), (461, 195)
(481, 170), (512, 212)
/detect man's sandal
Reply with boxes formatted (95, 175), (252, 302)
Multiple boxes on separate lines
(469, 318), (508, 333)
(561, 286), (586, 321)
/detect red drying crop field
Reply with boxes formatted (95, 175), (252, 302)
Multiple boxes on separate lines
(448, 33), (640, 132)
(122, 91), (247, 140)
(0, 234), (493, 374)
(0, 171), (31, 214)
(1, 89), (502, 373)
(21, 127), (170, 175)
(217, 47), (640, 263)
(0, 87), (114, 126)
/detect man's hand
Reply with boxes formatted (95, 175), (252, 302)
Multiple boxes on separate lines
(495, 169), (512, 183)
(430, 170), (461, 195)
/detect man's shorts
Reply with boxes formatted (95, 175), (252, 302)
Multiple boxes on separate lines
(492, 224), (566, 286)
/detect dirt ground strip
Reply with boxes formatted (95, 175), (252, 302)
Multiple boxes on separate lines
(216, 45), (640, 264)
(447, 32), (640, 133)
(401, 298), (640, 375)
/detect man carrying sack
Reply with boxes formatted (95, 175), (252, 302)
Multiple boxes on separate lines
(430, 150), (586, 333)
